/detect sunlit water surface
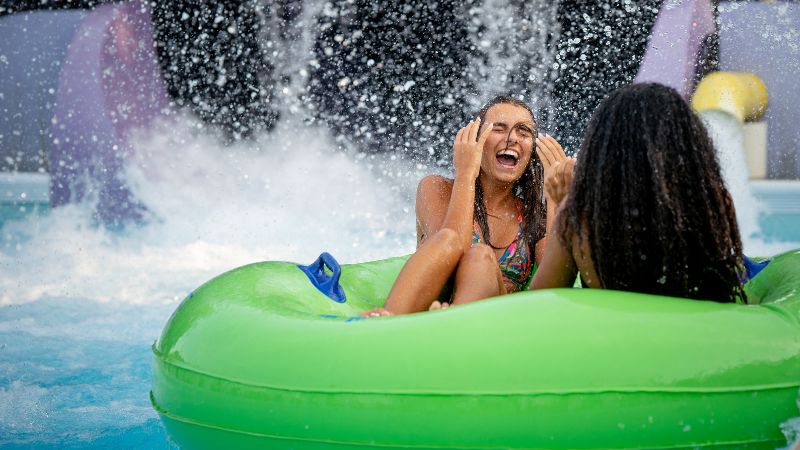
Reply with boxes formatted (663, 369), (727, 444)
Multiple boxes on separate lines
(1, 113), (799, 448)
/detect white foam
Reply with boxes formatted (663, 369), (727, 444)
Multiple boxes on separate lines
(1, 110), (798, 307)
(781, 416), (800, 450)
(0, 115), (422, 306)
(700, 110), (800, 256)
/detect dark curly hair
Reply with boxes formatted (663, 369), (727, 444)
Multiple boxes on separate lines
(558, 83), (745, 303)
(473, 96), (547, 251)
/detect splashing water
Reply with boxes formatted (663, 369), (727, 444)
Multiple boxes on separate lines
(700, 111), (762, 241)
(700, 110), (800, 256)
(0, 112), (423, 447)
(464, 0), (561, 114)
(2, 116), (420, 307)
(781, 416), (800, 450)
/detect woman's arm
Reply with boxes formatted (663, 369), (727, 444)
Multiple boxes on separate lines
(535, 134), (568, 234)
(417, 119), (492, 252)
(530, 157), (579, 288)
(533, 135), (570, 266)
(415, 175), (453, 245)
(529, 204), (579, 289)
(361, 120), (491, 317)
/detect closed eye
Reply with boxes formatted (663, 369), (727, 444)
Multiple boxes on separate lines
(514, 124), (533, 136)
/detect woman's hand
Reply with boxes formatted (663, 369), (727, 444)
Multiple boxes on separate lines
(453, 118), (492, 181)
(544, 157), (576, 206)
(535, 134), (568, 182)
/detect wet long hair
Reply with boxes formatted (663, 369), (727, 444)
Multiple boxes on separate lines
(558, 83), (746, 303)
(474, 96), (547, 250)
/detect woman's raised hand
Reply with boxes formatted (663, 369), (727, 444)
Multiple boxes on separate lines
(535, 134), (568, 181)
(545, 157), (577, 206)
(453, 118), (492, 181)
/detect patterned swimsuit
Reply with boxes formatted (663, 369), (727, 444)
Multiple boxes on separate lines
(471, 201), (534, 292)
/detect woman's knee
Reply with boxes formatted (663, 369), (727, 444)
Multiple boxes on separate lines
(462, 243), (496, 266)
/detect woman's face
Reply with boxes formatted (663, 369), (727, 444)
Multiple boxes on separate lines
(479, 103), (535, 184)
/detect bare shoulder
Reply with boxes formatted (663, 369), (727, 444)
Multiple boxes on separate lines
(415, 175), (454, 244)
(416, 174), (453, 212)
(417, 175), (453, 199)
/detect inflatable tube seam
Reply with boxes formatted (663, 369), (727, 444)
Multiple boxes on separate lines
(153, 354), (800, 396)
(150, 392), (783, 450)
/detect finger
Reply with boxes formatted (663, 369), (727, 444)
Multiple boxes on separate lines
(556, 159), (569, 183)
(469, 118), (481, 143)
(429, 301), (442, 311)
(455, 127), (465, 145)
(536, 134), (556, 167)
(543, 134), (567, 160)
(441, 302), (450, 309)
(546, 163), (557, 182)
(477, 122), (493, 148)
(467, 119), (479, 143)
(564, 159), (577, 183)
(535, 146), (547, 167)
(559, 158), (574, 179)
(545, 176), (558, 199)
(539, 134), (561, 158)
(461, 121), (474, 144)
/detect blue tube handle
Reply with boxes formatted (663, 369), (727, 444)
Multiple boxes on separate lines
(298, 252), (347, 303)
(743, 255), (770, 281)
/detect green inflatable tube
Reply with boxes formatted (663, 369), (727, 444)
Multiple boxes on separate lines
(152, 250), (800, 449)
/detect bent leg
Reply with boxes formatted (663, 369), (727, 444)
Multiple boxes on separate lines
(383, 228), (464, 314)
(451, 244), (506, 306)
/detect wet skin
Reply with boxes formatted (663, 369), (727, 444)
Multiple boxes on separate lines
(363, 103), (568, 316)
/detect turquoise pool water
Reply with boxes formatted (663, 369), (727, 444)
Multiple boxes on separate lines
(0, 171), (798, 449)
(752, 181), (800, 243)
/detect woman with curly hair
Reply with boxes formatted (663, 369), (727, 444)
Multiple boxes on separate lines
(532, 82), (747, 303)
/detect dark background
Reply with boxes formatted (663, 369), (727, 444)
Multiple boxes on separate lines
(1, 0), (673, 158)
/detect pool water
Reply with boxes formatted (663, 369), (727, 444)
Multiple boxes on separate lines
(0, 299), (175, 449)
(0, 122), (798, 448)
(0, 120), (422, 449)
(753, 181), (800, 243)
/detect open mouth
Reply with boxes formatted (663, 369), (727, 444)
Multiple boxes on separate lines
(496, 149), (519, 168)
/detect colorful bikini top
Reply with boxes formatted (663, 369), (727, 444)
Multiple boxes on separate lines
(471, 201), (534, 292)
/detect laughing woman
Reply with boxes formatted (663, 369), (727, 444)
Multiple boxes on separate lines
(365, 96), (567, 316)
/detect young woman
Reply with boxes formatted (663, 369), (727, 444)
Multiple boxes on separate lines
(531, 83), (747, 303)
(365, 96), (568, 316)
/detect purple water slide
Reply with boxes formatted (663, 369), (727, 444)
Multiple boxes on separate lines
(49, 0), (170, 224)
(634, 0), (715, 98)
